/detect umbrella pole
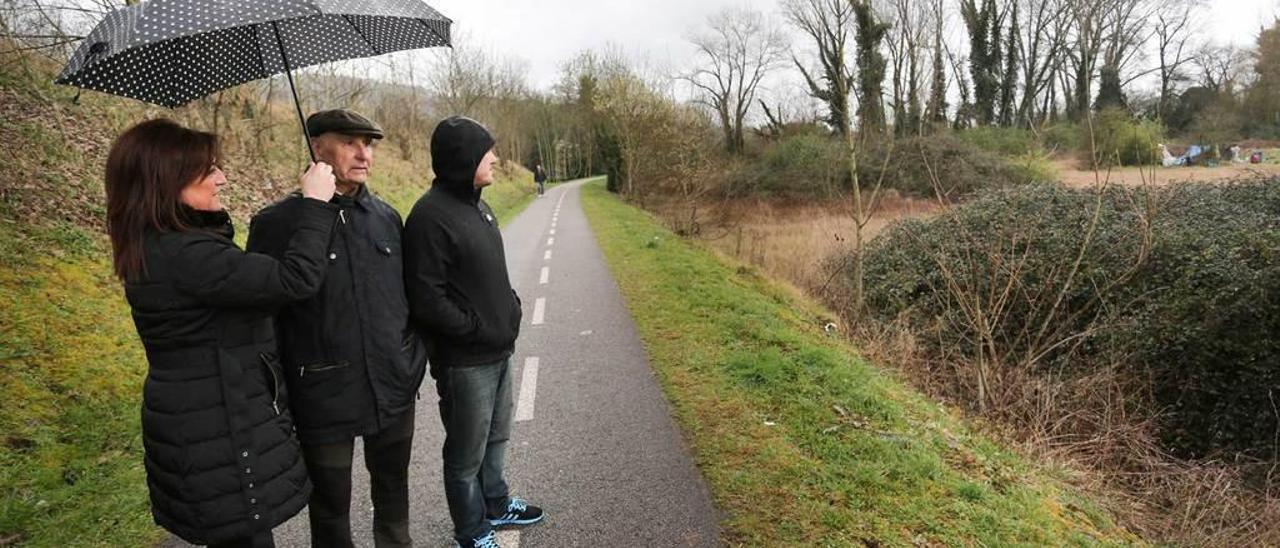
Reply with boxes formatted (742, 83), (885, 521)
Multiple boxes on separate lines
(271, 21), (316, 163)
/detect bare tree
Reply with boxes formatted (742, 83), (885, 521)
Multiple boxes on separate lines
(427, 38), (497, 118)
(683, 6), (788, 154)
(783, 0), (856, 136)
(1097, 0), (1157, 110)
(884, 0), (929, 136)
(1063, 0), (1108, 118)
(1014, 0), (1069, 127)
(1195, 42), (1248, 93)
(1152, 0), (1202, 119)
(924, 0), (949, 127)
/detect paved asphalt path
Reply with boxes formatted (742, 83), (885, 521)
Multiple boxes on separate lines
(167, 179), (719, 547)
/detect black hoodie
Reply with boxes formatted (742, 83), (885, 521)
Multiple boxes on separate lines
(403, 116), (522, 368)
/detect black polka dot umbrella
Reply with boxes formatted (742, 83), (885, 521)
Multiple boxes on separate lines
(55, 0), (451, 160)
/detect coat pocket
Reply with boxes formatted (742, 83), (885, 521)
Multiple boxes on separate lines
(399, 331), (429, 394)
(509, 289), (523, 334)
(288, 360), (360, 429)
(297, 360), (350, 380)
(259, 352), (284, 415)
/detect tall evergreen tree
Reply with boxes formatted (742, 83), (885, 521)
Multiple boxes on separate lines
(852, 0), (890, 134)
(998, 3), (1020, 126)
(785, 0), (857, 136)
(1094, 67), (1127, 111)
(961, 0), (1002, 126)
(925, 2), (948, 127)
(1245, 19), (1280, 130)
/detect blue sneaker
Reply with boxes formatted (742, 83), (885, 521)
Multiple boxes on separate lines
(487, 496), (545, 527)
(455, 530), (500, 548)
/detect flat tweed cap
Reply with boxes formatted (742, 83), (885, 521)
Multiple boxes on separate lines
(306, 109), (384, 139)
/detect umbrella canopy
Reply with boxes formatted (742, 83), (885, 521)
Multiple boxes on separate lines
(56, 0), (450, 108)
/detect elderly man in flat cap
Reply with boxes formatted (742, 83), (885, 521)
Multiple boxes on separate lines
(247, 109), (427, 547)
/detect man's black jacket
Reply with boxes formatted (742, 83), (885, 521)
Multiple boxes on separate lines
(404, 116), (522, 369)
(247, 185), (427, 444)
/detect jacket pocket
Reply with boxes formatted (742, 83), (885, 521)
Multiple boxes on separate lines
(508, 290), (523, 337)
(398, 331), (430, 396)
(289, 361), (358, 429)
(259, 352), (284, 415)
(297, 360), (349, 379)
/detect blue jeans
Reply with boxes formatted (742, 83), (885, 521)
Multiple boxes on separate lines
(436, 358), (513, 542)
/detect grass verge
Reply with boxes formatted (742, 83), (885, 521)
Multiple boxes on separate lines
(0, 218), (160, 547)
(579, 181), (1142, 546)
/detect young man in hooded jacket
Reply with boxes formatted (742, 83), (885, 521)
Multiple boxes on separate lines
(403, 116), (545, 548)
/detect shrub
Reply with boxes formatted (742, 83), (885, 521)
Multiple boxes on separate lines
(733, 132), (1054, 201)
(1041, 122), (1083, 155)
(955, 126), (1039, 156)
(762, 132), (846, 196)
(860, 134), (1051, 199)
(1084, 109), (1164, 167)
(1007, 151), (1059, 184)
(721, 133), (845, 199)
(1114, 182), (1280, 457)
(844, 179), (1280, 459)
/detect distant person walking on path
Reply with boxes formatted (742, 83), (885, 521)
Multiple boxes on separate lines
(404, 116), (546, 548)
(247, 110), (427, 548)
(105, 119), (338, 548)
(533, 163), (547, 197)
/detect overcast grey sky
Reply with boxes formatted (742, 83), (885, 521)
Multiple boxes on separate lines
(426, 0), (1280, 93)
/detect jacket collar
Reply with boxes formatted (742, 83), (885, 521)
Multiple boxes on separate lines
(331, 183), (373, 210)
(179, 206), (234, 240)
(432, 177), (483, 205)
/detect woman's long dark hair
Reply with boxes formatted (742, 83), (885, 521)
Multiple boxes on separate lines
(104, 118), (220, 282)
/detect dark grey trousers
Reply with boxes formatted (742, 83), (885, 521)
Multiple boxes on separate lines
(300, 409), (416, 548)
(436, 358), (514, 543)
(208, 530), (273, 548)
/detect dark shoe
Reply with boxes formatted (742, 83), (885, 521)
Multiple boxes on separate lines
(455, 530), (500, 548)
(487, 496), (544, 527)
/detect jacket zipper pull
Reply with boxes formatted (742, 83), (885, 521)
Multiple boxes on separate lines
(272, 401), (280, 415)
(338, 210), (347, 225)
(298, 365), (306, 378)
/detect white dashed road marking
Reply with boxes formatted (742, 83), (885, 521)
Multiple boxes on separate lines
(547, 237), (555, 246)
(544, 249), (552, 261)
(539, 267), (550, 285)
(532, 298), (546, 325)
(515, 357), (539, 422)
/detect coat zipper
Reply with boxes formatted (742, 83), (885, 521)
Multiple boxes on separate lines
(298, 362), (346, 378)
(342, 210), (382, 432)
(260, 353), (281, 415)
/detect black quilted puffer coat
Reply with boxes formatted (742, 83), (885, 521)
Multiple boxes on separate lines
(123, 200), (336, 544)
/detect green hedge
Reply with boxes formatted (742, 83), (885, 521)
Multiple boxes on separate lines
(731, 132), (1050, 200)
(851, 179), (1280, 459)
(1085, 109), (1164, 167)
(955, 126), (1039, 156)
(860, 134), (1053, 199)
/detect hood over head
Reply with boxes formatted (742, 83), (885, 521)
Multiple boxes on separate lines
(430, 116), (496, 201)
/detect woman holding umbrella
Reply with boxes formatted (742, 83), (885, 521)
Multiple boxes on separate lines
(105, 118), (337, 547)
